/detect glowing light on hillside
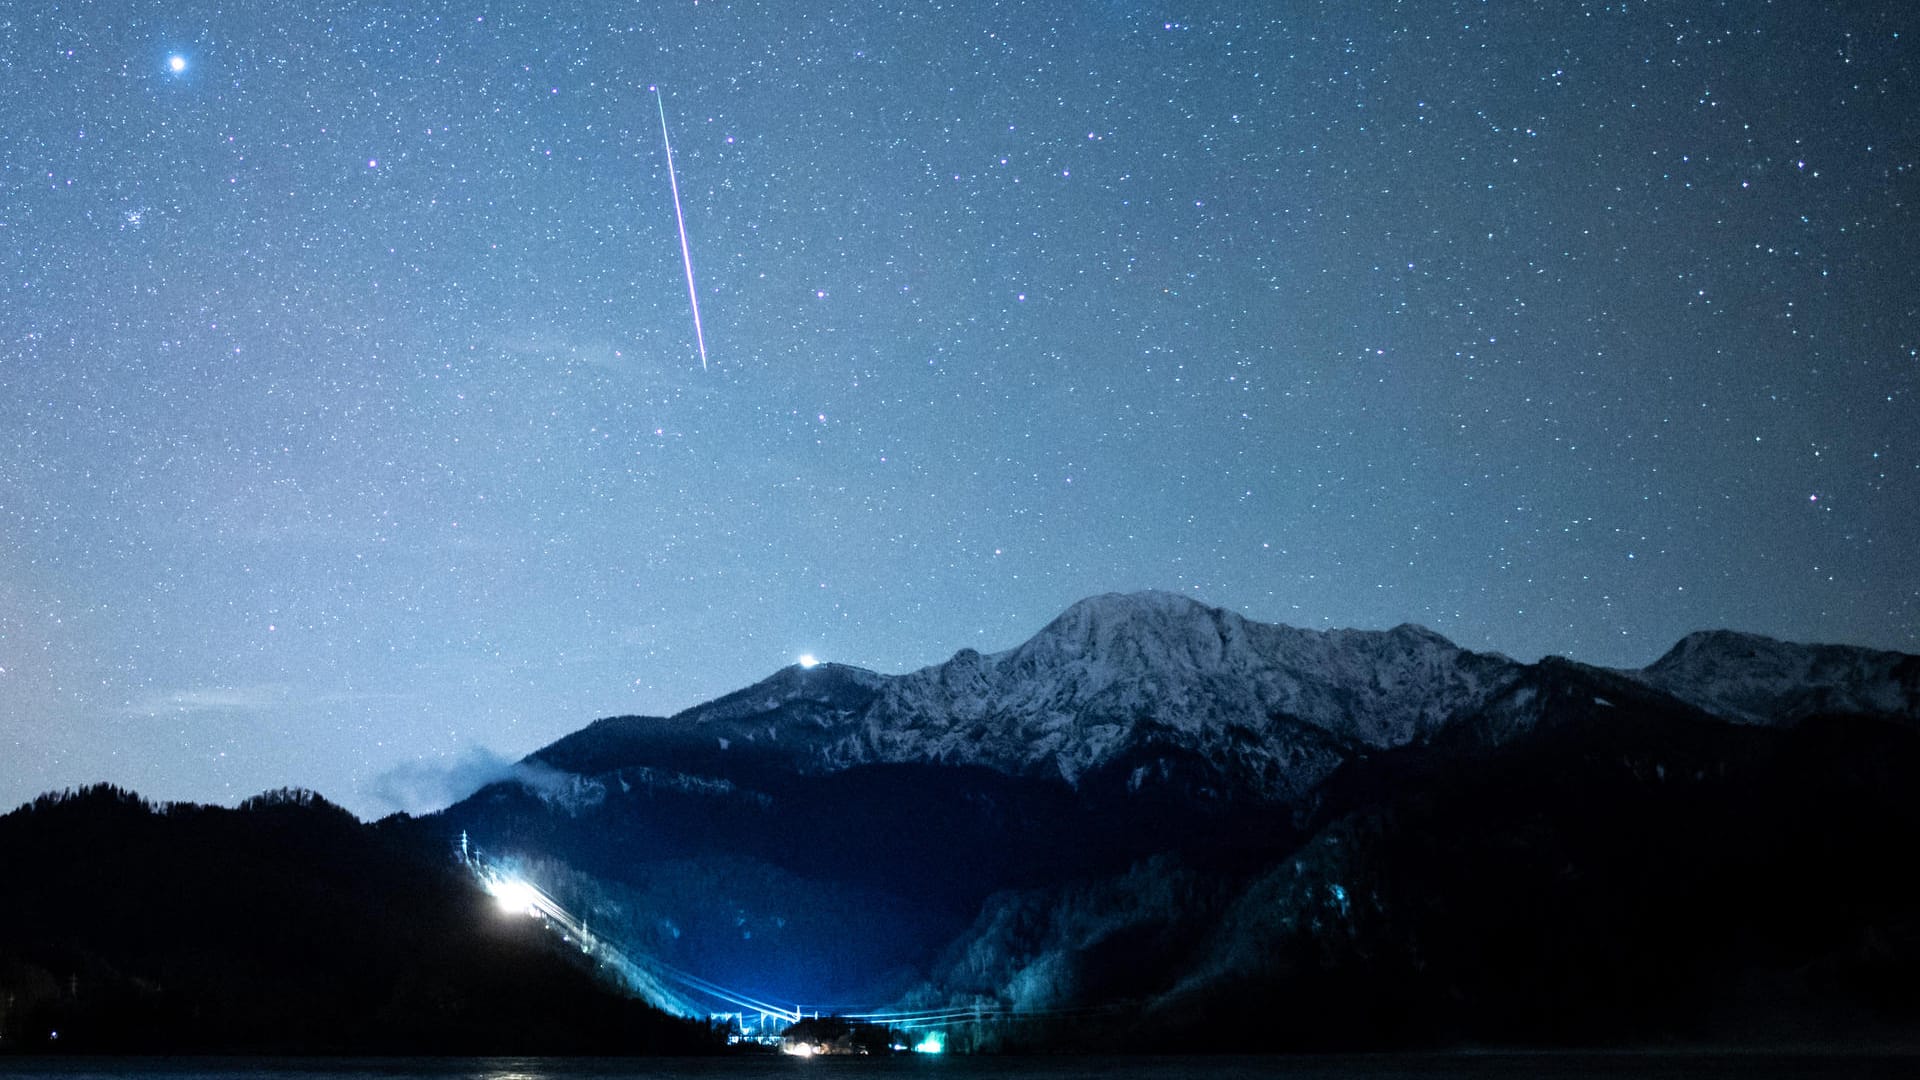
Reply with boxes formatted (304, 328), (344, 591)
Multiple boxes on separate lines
(798, 654), (818, 668)
(486, 877), (541, 917)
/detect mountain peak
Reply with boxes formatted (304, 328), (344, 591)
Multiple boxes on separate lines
(848, 592), (1522, 791)
(1055, 589), (1215, 620)
(1386, 622), (1454, 645)
(1018, 591), (1237, 666)
(1635, 630), (1919, 726)
(680, 660), (888, 727)
(1649, 628), (1788, 665)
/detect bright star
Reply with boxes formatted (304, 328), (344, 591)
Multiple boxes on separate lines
(168, 55), (187, 74)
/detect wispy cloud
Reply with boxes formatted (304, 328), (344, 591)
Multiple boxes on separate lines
(315, 689), (419, 707)
(365, 747), (588, 816)
(122, 684), (289, 716)
(363, 747), (502, 815)
(119, 685), (412, 717)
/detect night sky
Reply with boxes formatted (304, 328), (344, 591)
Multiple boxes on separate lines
(3, 2), (1915, 818)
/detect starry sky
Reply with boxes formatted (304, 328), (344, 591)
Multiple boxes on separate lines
(3, 1), (1915, 818)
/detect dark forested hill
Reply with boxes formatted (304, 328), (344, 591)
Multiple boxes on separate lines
(0, 785), (716, 1054)
(923, 707), (1920, 1051)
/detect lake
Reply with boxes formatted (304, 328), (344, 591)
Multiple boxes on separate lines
(0, 1053), (1916, 1080)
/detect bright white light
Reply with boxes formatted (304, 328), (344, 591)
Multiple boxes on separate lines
(914, 1032), (945, 1054)
(783, 1042), (815, 1057)
(798, 654), (818, 669)
(167, 55), (187, 73)
(486, 877), (541, 917)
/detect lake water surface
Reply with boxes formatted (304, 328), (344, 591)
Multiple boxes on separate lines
(0, 1054), (1914, 1080)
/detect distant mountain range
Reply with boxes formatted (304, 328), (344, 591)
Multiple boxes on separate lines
(435, 592), (1920, 1049)
(528, 592), (1917, 797)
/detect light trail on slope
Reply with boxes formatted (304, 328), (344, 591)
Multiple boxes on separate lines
(467, 845), (798, 1020)
(634, 957), (803, 1022)
(464, 839), (1161, 1037)
(653, 85), (708, 371)
(473, 860), (692, 1015)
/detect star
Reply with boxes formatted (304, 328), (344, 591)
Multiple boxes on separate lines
(167, 55), (187, 74)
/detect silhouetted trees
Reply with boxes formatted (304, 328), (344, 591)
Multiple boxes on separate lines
(0, 784), (720, 1054)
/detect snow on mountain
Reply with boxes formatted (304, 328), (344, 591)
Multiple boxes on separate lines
(841, 591), (1522, 790)
(610, 592), (1523, 800)
(1629, 629), (1920, 727)
(527, 594), (1917, 807)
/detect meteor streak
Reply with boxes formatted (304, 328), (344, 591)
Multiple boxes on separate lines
(654, 86), (709, 371)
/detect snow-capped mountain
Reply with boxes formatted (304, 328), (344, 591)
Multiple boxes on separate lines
(532, 592), (1917, 808)
(1627, 629), (1920, 727)
(541, 592), (1518, 802)
(836, 591), (1523, 797)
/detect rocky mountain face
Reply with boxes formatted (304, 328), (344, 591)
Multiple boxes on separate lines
(1632, 629), (1920, 726)
(536, 592), (1528, 804)
(437, 592), (1920, 1049)
(530, 592), (1915, 806)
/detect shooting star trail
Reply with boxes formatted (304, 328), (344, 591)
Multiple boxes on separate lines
(654, 86), (708, 371)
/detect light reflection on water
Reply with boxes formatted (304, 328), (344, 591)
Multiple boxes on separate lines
(0, 1055), (1917, 1080)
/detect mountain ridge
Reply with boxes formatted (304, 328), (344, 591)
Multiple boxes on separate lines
(525, 591), (1915, 806)
(1634, 627), (1920, 726)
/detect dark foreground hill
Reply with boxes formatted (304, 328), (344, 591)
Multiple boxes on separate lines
(922, 706), (1920, 1050)
(0, 785), (717, 1054)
